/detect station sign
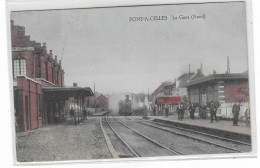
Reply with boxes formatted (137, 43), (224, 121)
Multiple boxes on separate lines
(157, 96), (182, 104)
(12, 47), (34, 52)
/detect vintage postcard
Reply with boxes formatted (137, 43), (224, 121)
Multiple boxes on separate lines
(7, 0), (255, 164)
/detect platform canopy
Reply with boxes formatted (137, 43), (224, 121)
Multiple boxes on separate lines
(43, 86), (94, 100)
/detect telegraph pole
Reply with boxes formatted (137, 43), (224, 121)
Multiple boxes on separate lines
(94, 81), (96, 113)
(148, 88), (150, 110)
(189, 64), (191, 81)
(148, 88), (150, 116)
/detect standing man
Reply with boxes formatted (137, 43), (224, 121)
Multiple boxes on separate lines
(70, 107), (76, 124)
(180, 103), (185, 121)
(83, 107), (87, 120)
(177, 103), (182, 121)
(209, 101), (218, 123)
(245, 107), (250, 126)
(152, 106), (157, 116)
(232, 102), (240, 126)
(165, 105), (169, 118)
(189, 104), (195, 119)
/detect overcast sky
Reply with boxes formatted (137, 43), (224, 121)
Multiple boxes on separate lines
(11, 2), (248, 94)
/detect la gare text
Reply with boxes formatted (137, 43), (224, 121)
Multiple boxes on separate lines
(129, 14), (206, 22)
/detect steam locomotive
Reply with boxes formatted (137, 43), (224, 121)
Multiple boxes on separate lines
(118, 95), (132, 116)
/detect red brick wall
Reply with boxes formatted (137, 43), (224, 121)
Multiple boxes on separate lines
(11, 21), (64, 87)
(11, 21), (65, 131)
(16, 76), (42, 131)
(96, 96), (109, 109)
(224, 81), (249, 103)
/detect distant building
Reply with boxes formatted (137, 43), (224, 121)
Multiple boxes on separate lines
(151, 70), (203, 115)
(96, 95), (109, 110)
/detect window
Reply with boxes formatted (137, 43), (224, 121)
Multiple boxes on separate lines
(61, 74), (63, 87)
(13, 59), (26, 78)
(57, 71), (59, 85)
(45, 62), (48, 80)
(52, 67), (55, 83)
(38, 63), (41, 78)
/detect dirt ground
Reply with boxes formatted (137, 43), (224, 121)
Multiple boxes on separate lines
(16, 117), (112, 162)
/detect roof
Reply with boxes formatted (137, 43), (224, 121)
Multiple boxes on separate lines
(190, 70), (205, 81)
(152, 82), (167, 94)
(178, 72), (195, 87)
(43, 87), (94, 99)
(97, 95), (108, 100)
(183, 73), (248, 87)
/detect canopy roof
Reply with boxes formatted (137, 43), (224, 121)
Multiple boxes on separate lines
(183, 73), (248, 87)
(43, 87), (94, 100)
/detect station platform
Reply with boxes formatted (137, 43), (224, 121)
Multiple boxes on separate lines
(148, 115), (251, 136)
(91, 111), (110, 116)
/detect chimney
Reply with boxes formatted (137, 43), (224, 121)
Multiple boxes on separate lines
(73, 83), (77, 87)
(213, 70), (216, 75)
(49, 50), (53, 58)
(54, 55), (57, 62)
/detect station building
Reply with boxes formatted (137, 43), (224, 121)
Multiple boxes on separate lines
(11, 20), (93, 132)
(183, 71), (249, 118)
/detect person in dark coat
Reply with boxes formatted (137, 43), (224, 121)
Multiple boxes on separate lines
(152, 106), (157, 116)
(83, 107), (87, 120)
(165, 106), (169, 118)
(232, 102), (240, 126)
(176, 104), (182, 120)
(189, 104), (195, 119)
(245, 107), (250, 126)
(70, 107), (76, 124)
(209, 101), (218, 123)
(177, 103), (184, 121)
(70, 107), (75, 118)
(180, 104), (185, 120)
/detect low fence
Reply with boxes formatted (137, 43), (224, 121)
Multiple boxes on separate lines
(218, 102), (249, 120)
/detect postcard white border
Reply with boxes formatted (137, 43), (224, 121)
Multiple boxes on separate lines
(5, 0), (256, 165)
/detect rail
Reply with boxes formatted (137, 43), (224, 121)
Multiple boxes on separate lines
(130, 118), (247, 153)
(114, 118), (181, 155)
(105, 115), (139, 157)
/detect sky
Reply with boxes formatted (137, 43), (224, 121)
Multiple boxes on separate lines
(11, 2), (248, 94)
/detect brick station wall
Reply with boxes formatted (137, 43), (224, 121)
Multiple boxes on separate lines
(15, 76), (42, 131)
(11, 20), (65, 132)
(224, 81), (249, 103)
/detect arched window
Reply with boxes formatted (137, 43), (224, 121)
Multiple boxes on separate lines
(57, 71), (59, 86)
(13, 58), (26, 78)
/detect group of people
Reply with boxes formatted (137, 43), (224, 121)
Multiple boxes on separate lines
(69, 107), (89, 124)
(152, 101), (246, 126)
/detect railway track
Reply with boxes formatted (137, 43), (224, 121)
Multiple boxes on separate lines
(127, 117), (251, 153)
(104, 115), (139, 157)
(104, 115), (181, 157)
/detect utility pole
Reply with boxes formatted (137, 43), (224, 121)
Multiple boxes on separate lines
(189, 64), (191, 81)
(94, 81), (96, 113)
(148, 88), (150, 111)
